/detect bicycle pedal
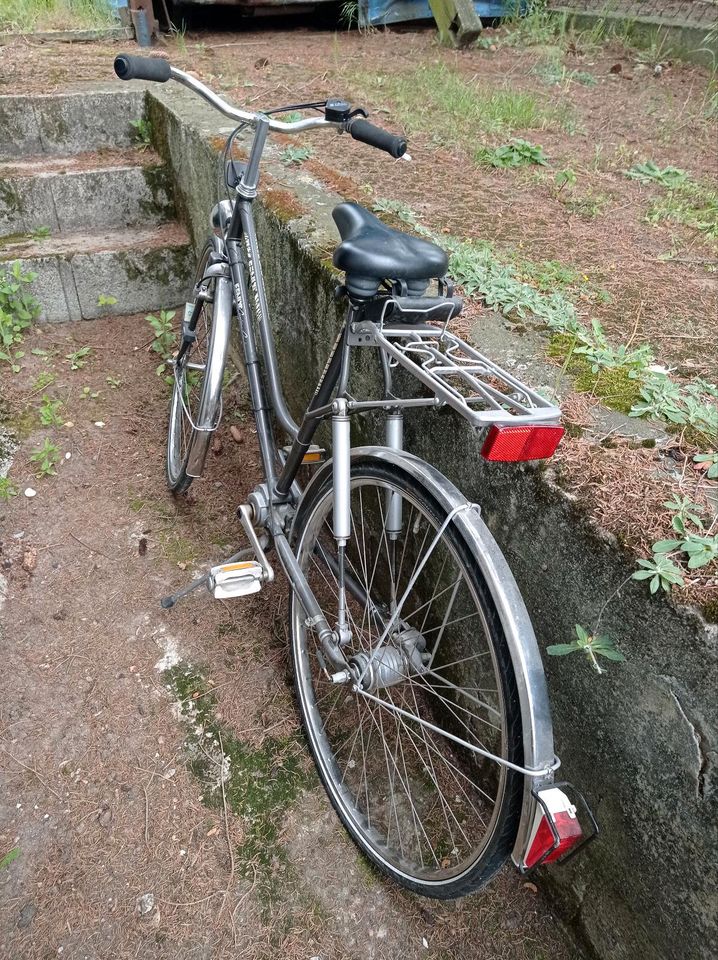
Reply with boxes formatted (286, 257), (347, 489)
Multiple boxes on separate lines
(209, 560), (264, 599)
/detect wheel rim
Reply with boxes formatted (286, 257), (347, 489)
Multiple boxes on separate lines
(167, 252), (216, 485)
(293, 475), (511, 887)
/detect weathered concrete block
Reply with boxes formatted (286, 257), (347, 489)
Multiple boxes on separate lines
(2, 231), (192, 322)
(0, 88), (145, 160)
(0, 163), (175, 236)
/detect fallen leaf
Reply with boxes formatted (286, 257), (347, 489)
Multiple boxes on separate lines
(206, 825), (220, 837)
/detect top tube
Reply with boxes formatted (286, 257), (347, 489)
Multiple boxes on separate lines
(169, 66), (343, 135)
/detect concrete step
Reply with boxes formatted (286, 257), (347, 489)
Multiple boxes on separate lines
(0, 150), (176, 236)
(0, 88), (146, 159)
(0, 222), (193, 323)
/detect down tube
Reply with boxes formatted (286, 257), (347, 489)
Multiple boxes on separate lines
(226, 236), (279, 489)
(239, 201), (299, 441)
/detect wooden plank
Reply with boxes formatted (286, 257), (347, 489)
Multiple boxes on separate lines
(428, 0), (484, 47)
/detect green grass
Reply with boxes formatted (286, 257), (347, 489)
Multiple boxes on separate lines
(625, 162), (718, 245)
(158, 531), (197, 567)
(351, 63), (572, 142)
(475, 138), (548, 169)
(647, 182), (718, 243)
(499, 0), (689, 64)
(0, 0), (114, 32)
(533, 60), (597, 87)
(562, 189), (612, 219)
(501, 1), (570, 48)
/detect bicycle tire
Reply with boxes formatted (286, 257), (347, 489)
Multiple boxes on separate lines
(166, 240), (230, 493)
(289, 453), (524, 899)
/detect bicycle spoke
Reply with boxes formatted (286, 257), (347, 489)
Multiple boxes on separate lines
(394, 683), (473, 852)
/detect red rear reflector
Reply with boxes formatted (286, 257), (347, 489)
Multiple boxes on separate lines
(523, 787), (583, 870)
(524, 811), (582, 868)
(481, 424), (564, 462)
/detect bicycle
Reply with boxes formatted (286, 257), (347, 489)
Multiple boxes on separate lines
(115, 54), (597, 900)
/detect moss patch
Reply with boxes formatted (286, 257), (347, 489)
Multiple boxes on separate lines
(157, 530), (197, 566)
(549, 333), (642, 413)
(0, 399), (39, 441)
(261, 185), (307, 223)
(138, 165), (176, 221)
(0, 179), (26, 217)
(163, 662), (313, 915)
(0, 231), (32, 249)
(117, 244), (190, 287)
(700, 596), (718, 624)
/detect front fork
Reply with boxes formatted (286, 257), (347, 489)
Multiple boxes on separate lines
(332, 399), (352, 645)
(332, 401), (405, 640)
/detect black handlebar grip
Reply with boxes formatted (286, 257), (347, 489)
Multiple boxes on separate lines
(347, 118), (407, 159)
(114, 54), (171, 83)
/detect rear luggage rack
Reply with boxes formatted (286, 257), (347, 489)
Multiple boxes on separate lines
(348, 303), (561, 428)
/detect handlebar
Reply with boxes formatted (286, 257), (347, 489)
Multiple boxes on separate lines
(346, 117), (407, 159)
(114, 54), (171, 83)
(113, 54), (407, 157)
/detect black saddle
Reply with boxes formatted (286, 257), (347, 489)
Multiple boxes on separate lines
(332, 202), (448, 299)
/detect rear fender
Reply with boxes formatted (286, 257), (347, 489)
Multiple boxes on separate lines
(296, 446), (557, 863)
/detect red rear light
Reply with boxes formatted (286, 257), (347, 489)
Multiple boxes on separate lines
(481, 424), (564, 462)
(522, 787), (583, 870)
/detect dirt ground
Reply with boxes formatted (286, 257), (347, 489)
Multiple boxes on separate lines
(0, 316), (581, 959)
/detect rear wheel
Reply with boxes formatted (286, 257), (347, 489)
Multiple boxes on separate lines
(166, 242), (228, 493)
(290, 456), (524, 898)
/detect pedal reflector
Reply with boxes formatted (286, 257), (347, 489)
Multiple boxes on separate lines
(522, 787), (583, 870)
(210, 560), (264, 599)
(282, 444), (325, 465)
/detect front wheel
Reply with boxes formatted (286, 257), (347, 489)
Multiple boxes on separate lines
(289, 455), (524, 899)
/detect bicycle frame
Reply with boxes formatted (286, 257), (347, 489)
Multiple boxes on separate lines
(173, 103), (570, 868)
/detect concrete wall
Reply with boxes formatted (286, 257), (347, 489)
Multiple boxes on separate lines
(549, 7), (717, 67)
(148, 86), (717, 960)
